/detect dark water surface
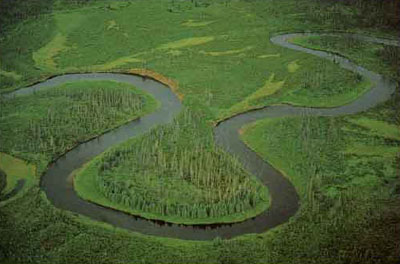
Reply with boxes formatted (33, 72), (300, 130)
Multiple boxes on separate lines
(4, 34), (399, 240)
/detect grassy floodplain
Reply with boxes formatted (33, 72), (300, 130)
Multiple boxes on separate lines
(0, 0), (399, 263)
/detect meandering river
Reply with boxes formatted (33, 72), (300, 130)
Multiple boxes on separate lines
(5, 33), (399, 240)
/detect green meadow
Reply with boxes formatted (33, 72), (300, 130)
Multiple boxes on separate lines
(0, 0), (399, 263)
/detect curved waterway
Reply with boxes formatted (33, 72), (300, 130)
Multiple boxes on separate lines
(5, 33), (399, 240)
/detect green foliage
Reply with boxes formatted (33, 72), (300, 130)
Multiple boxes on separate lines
(240, 99), (400, 263)
(0, 80), (157, 163)
(279, 59), (371, 107)
(0, 0), (399, 263)
(0, 189), (217, 264)
(77, 109), (269, 224)
(0, 0), (53, 33)
(328, 0), (399, 30)
(290, 35), (400, 81)
(0, 15), (56, 93)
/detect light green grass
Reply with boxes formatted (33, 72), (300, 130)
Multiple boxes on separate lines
(0, 60), (21, 80)
(346, 118), (400, 140)
(288, 60), (300, 72)
(182, 20), (215, 27)
(158, 36), (215, 50)
(221, 73), (285, 119)
(200, 46), (253, 56)
(33, 33), (70, 71)
(343, 144), (399, 158)
(0, 153), (35, 203)
(0, 70), (21, 80)
(258, 53), (281, 58)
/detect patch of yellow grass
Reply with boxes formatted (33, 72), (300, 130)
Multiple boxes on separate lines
(0, 69), (21, 80)
(0, 153), (35, 195)
(200, 46), (253, 56)
(167, 50), (183, 56)
(108, 2), (130, 10)
(182, 20), (215, 27)
(258, 53), (280, 59)
(32, 33), (69, 71)
(246, 74), (285, 101)
(0, 61), (21, 80)
(128, 68), (183, 101)
(220, 74), (285, 120)
(158, 36), (214, 50)
(346, 118), (400, 140)
(107, 20), (120, 30)
(288, 60), (300, 73)
(89, 55), (142, 71)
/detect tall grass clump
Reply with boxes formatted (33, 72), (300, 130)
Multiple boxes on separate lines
(88, 109), (268, 223)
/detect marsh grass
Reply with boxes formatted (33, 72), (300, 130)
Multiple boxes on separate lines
(0, 0), (399, 262)
(77, 109), (269, 224)
(290, 35), (400, 81)
(239, 99), (400, 263)
(0, 80), (157, 163)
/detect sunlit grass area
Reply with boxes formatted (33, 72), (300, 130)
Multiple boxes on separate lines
(0, 153), (35, 202)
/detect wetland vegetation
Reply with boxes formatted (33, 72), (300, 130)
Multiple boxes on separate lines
(0, 0), (399, 263)
(0, 80), (158, 164)
(75, 109), (269, 224)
